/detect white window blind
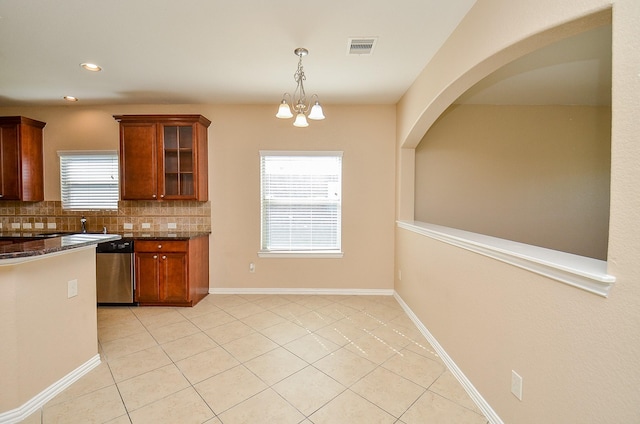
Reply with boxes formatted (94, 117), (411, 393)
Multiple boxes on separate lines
(260, 151), (342, 253)
(59, 151), (119, 210)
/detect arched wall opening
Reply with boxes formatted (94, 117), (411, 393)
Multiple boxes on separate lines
(413, 23), (611, 260)
(395, 7), (615, 295)
(395, 8), (612, 224)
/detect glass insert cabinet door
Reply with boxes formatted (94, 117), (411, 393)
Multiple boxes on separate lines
(163, 125), (195, 197)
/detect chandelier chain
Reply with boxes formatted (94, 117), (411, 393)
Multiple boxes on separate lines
(293, 56), (307, 113)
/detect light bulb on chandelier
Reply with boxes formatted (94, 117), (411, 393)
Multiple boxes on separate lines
(276, 48), (325, 127)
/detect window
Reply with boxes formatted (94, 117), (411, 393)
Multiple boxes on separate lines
(260, 151), (342, 256)
(58, 151), (119, 210)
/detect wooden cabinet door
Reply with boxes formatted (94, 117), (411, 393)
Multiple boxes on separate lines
(0, 124), (21, 200)
(135, 252), (160, 303)
(120, 122), (158, 200)
(19, 122), (44, 201)
(0, 117), (45, 201)
(159, 252), (189, 302)
(160, 124), (197, 200)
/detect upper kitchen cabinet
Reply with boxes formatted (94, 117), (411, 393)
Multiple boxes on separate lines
(114, 115), (211, 201)
(0, 116), (46, 202)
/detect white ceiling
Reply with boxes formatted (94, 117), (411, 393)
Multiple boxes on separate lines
(0, 1), (611, 109)
(0, 0), (477, 107)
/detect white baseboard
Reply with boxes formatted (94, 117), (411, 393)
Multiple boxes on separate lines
(393, 293), (504, 424)
(209, 287), (395, 296)
(0, 354), (101, 424)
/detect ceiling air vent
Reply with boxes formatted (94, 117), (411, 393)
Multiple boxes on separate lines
(347, 37), (378, 55)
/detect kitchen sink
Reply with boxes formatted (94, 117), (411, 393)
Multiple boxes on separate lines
(35, 232), (77, 238)
(36, 231), (111, 238)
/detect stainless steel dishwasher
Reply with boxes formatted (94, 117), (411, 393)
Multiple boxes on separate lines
(96, 239), (136, 305)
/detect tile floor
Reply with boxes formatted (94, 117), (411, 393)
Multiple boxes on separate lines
(24, 294), (488, 424)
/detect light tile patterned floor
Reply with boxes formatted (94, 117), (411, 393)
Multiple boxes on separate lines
(24, 294), (488, 424)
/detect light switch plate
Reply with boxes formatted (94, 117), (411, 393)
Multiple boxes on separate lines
(123, 223), (133, 230)
(511, 370), (523, 400)
(67, 279), (78, 298)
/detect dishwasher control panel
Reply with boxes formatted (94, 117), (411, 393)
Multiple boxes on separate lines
(96, 240), (134, 253)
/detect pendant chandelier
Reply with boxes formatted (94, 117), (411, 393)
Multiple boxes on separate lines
(276, 47), (325, 127)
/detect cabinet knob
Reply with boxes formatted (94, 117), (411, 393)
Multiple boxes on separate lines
(160, 194), (165, 198)
(162, 255), (167, 260)
(153, 255), (158, 259)
(152, 194), (157, 198)
(158, 244), (162, 249)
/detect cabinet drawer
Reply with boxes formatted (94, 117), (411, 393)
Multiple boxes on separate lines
(135, 240), (188, 253)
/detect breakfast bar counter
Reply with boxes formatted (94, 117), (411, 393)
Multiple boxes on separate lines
(0, 233), (121, 263)
(0, 233), (120, 421)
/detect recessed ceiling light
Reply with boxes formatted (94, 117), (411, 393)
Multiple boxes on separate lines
(63, 96), (78, 102)
(80, 62), (102, 72)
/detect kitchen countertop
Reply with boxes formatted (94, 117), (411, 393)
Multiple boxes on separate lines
(0, 233), (121, 262)
(0, 230), (210, 262)
(118, 231), (211, 240)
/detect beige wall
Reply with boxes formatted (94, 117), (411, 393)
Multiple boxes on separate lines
(396, 0), (640, 423)
(0, 104), (397, 291)
(415, 104), (610, 260)
(0, 247), (98, 411)
(209, 105), (396, 290)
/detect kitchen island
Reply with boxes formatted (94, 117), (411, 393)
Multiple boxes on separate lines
(0, 233), (120, 422)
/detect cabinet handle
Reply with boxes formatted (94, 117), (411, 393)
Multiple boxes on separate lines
(162, 255), (167, 260)
(153, 255), (158, 259)
(152, 194), (157, 198)
(158, 244), (162, 249)
(160, 194), (165, 198)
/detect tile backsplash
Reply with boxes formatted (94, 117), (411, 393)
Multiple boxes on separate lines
(0, 201), (211, 233)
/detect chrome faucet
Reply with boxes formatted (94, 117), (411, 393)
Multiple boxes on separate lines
(80, 216), (87, 233)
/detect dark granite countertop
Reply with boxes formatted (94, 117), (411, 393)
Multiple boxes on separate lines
(0, 231), (209, 262)
(118, 231), (211, 241)
(0, 233), (121, 262)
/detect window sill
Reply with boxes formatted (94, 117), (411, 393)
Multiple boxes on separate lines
(258, 251), (344, 259)
(397, 220), (615, 297)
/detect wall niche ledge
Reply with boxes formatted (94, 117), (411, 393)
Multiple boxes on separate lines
(397, 220), (615, 297)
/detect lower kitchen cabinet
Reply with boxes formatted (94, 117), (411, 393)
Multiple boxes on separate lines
(134, 235), (209, 306)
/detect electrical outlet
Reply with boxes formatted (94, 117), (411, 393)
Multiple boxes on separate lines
(141, 223), (151, 229)
(168, 223), (177, 229)
(249, 262), (255, 273)
(123, 223), (133, 230)
(511, 370), (523, 400)
(67, 279), (78, 298)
